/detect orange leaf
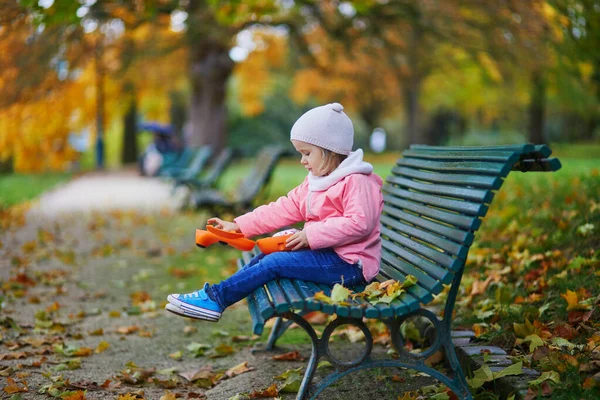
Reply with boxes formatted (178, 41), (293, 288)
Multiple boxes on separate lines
(249, 383), (279, 398)
(63, 390), (86, 400)
(3, 377), (28, 394)
(272, 351), (305, 361)
(116, 325), (140, 335)
(73, 347), (93, 357)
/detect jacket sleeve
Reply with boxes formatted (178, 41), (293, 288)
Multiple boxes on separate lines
(304, 175), (382, 249)
(234, 180), (306, 237)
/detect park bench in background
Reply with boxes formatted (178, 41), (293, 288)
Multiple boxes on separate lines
(238, 143), (561, 400)
(159, 147), (195, 173)
(190, 145), (293, 213)
(173, 147), (234, 192)
(160, 146), (212, 180)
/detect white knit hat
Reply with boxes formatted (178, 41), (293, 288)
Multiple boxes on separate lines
(290, 103), (354, 155)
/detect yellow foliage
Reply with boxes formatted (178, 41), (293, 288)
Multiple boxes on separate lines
(233, 28), (287, 116)
(0, 17), (186, 172)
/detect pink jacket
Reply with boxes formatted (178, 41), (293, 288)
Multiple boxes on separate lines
(234, 169), (384, 282)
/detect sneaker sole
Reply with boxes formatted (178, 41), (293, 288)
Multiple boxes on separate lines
(164, 303), (219, 322)
(167, 295), (222, 318)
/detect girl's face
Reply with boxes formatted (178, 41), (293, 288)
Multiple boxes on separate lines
(291, 140), (326, 176)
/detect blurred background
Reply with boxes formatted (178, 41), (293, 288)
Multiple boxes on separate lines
(0, 0), (598, 175)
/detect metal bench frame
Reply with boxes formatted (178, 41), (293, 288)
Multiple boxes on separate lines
(239, 144), (561, 399)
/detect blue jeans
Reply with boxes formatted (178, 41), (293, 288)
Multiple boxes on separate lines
(209, 249), (364, 310)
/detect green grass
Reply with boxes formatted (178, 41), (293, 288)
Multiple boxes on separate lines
(0, 173), (71, 208)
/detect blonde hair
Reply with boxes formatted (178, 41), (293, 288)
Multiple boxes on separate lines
(319, 148), (347, 176)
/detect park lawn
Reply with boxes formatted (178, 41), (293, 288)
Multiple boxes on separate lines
(0, 173), (71, 208)
(452, 150), (599, 398)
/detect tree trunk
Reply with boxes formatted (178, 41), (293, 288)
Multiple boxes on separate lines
(121, 83), (138, 164)
(528, 70), (546, 144)
(403, 75), (423, 145)
(187, 44), (234, 152)
(95, 40), (105, 169)
(169, 90), (187, 144)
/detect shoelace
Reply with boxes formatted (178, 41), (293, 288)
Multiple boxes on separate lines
(182, 290), (207, 300)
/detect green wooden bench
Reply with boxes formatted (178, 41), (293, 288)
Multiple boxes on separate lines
(173, 147), (234, 192)
(160, 146), (212, 180)
(190, 145), (293, 213)
(238, 143), (561, 400)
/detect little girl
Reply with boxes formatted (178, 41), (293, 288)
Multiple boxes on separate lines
(166, 103), (384, 321)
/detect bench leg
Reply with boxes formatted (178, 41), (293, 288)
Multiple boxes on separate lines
(280, 312), (320, 400)
(266, 310), (309, 350)
(441, 334), (473, 400)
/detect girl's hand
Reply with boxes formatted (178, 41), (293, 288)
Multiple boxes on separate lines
(207, 217), (240, 233)
(286, 230), (309, 251)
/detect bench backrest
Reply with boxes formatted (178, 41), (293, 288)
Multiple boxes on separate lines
(378, 144), (561, 308)
(234, 145), (292, 204)
(200, 147), (234, 188)
(178, 146), (213, 180)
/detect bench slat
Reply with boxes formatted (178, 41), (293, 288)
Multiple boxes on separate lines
(410, 143), (534, 154)
(293, 279), (321, 311)
(392, 166), (503, 189)
(254, 286), (276, 320)
(381, 239), (452, 285)
(513, 158), (562, 172)
(306, 281), (335, 314)
(383, 185), (488, 217)
(397, 158), (512, 177)
(266, 281), (291, 314)
(279, 279), (305, 309)
(387, 175), (494, 203)
(381, 226), (461, 272)
(315, 283), (352, 317)
(238, 257), (267, 335)
(247, 292), (266, 335)
(373, 303), (394, 318)
(383, 196), (480, 232)
(351, 296), (381, 319)
(403, 149), (519, 163)
(381, 250), (446, 294)
(381, 214), (469, 259)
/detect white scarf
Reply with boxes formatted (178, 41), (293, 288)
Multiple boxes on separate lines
(307, 149), (373, 192)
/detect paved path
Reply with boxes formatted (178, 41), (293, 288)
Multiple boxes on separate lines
(27, 170), (189, 218)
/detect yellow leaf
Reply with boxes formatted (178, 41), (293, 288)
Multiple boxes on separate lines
(330, 284), (351, 303)
(95, 340), (110, 354)
(312, 291), (333, 304)
(159, 391), (178, 400)
(561, 289), (578, 309)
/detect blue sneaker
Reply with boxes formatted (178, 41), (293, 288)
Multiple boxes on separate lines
(164, 303), (219, 322)
(167, 283), (223, 321)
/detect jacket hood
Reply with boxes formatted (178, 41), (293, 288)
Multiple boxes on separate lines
(308, 148), (374, 191)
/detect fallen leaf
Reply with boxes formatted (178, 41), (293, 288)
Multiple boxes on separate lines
(225, 361), (254, 378)
(272, 351), (305, 361)
(116, 325), (140, 335)
(179, 366), (214, 382)
(3, 377), (28, 394)
(249, 383), (278, 398)
(63, 391), (86, 400)
(330, 284), (351, 303)
(95, 341), (110, 353)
